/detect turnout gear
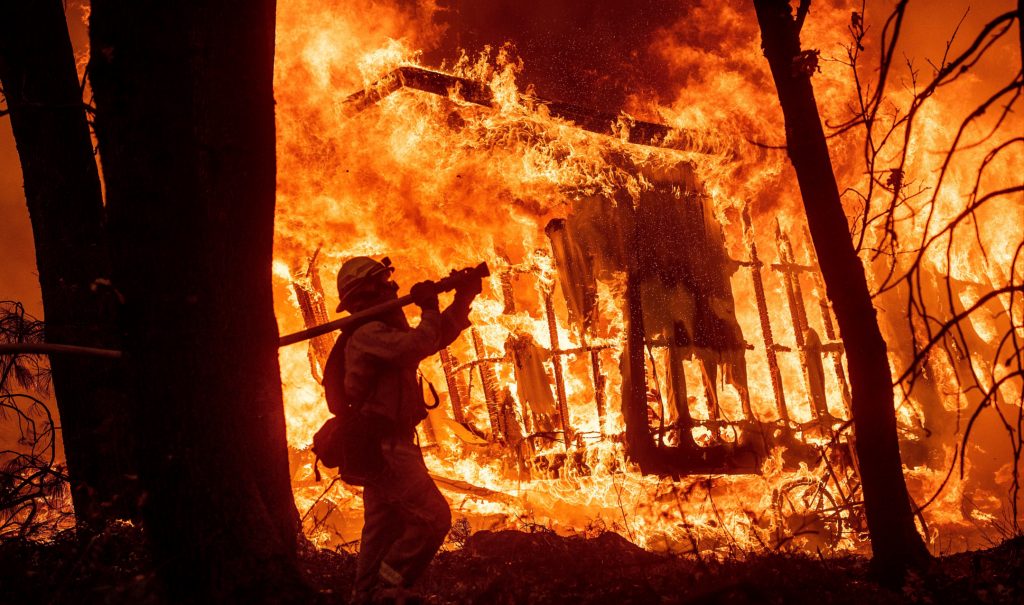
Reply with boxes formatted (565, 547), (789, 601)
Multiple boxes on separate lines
(352, 435), (452, 602)
(319, 260), (483, 602)
(343, 307), (469, 430)
(343, 304), (470, 602)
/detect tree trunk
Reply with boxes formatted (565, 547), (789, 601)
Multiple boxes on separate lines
(751, 0), (931, 581)
(0, 0), (138, 530)
(1018, 0), (1023, 73)
(88, 2), (308, 601)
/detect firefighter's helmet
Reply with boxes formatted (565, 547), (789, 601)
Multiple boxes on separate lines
(336, 256), (393, 312)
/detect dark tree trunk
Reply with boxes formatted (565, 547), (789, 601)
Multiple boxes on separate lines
(751, 0), (930, 581)
(88, 2), (308, 601)
(0, 0), (137, 530)
(1018, 0), (1023, 73)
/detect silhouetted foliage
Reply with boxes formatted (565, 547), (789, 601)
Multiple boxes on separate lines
(0, 301), (71, 540)
(836, 1), (1023, 535)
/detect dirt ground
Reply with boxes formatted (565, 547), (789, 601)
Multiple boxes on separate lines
(2, 523), (1022, 604)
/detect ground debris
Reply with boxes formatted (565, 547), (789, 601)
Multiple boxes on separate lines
(1, 526), (1020, 604)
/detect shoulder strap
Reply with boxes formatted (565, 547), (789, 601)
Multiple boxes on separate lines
(323, 331), (352, 415)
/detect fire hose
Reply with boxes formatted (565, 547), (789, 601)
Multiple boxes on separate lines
(278, 261), (490, 346)
(0, 262), (490, 358)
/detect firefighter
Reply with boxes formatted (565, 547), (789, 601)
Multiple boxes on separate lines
(329, 256), (481, 604)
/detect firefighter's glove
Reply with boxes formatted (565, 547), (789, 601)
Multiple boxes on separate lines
(410, 280), (440, 312)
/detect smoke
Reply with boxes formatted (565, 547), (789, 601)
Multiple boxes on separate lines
(417, 0), (694, 117)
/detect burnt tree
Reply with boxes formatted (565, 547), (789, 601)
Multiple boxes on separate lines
(0, 0), (137, 529)
(89, 1), (308, 601)
(751, 0), (931, 580)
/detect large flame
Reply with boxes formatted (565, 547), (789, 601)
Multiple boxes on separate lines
(272, 0), (1023, 554)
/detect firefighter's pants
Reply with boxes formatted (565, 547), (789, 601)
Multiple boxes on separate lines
(352, 435), (451, 599)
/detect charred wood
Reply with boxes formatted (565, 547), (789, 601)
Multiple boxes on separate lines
(589, 347), (607, 435)
(291, 254), (335, 383)
(544, 294), (572, 448)
(774, 224), (829, 420)
(742, 208), (788, 422)
(343, 66), (731, 156)
(802, 226), (852, 411)
(471, 328), (506, 443)
(440, 348), (468, 424)
(622, 244), (655, 471)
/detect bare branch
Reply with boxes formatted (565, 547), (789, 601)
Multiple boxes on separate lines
(896, 285), (1024, 385)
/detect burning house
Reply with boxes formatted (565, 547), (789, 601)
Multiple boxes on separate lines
(279, 65), (875, 550)
(259, 0), (1022, 564)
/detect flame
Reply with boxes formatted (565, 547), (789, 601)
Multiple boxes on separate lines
(273, 1), (1023, 554)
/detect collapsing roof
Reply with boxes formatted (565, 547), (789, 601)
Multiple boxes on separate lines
(342, 66), (732, 156)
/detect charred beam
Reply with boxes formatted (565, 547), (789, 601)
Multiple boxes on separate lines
(775, 222), (830, 420)
(471, 328), (506, 443)
(775, 222), (810, 342)
(802, 226), (852, 410)
(544, 293), (573, 448)
(291, 253), (335, 383)
(498, 270), (516, 314)
(439, 348), (467, 424)
(343, 66), (731, 156)
(741, 208), (788, 422)
(622, 243), (656, 470)
(589, 347), (607, 435)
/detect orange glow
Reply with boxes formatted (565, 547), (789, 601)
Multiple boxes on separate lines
(272, 1), (1023, 555)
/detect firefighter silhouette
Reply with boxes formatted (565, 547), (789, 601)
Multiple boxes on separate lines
(327, 256), (481, 603)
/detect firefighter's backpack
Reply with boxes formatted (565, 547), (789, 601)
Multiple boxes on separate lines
(312, 332), (385, 485)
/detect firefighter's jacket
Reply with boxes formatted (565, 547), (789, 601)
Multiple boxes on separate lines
(343, 303), (470, 432)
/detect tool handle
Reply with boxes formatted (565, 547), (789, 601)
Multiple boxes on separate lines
(278, 262), (489, 347)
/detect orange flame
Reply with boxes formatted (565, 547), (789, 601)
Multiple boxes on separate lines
(273, 0), (1023, 554)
